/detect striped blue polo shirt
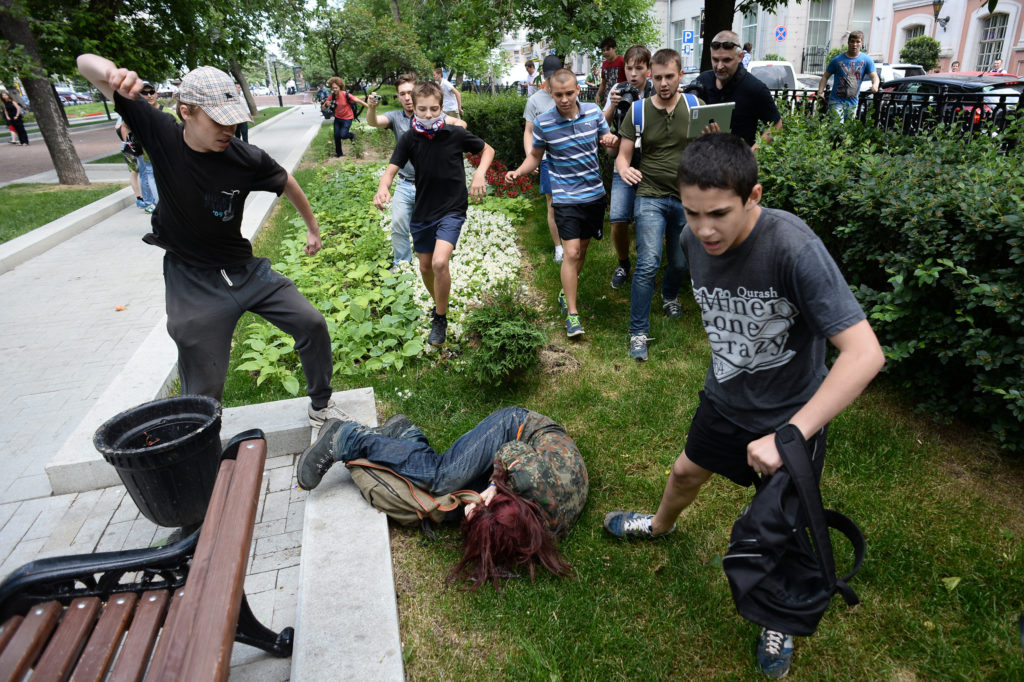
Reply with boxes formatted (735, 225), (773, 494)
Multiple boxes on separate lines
(532, 101), (609, 205)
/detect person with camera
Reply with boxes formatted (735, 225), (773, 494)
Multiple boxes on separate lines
(614, 49), (700, 362)
(603, 44), (654, 290)
(323, 76), (370, 158)
(691, 31), (782, 147)
(367, 75), (466, 268)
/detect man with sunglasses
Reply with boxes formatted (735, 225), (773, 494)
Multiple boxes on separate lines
(691, 31), (781, 148)
(131, 82), (169, 211)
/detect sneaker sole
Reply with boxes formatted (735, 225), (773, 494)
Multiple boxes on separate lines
(566, 329), (585, 338)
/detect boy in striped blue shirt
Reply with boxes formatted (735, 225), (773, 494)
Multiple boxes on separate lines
(507, 68), (617, 338)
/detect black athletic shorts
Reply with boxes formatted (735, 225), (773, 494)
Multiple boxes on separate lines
(553, 197), (605, 241)
(684, 390), (827, 487)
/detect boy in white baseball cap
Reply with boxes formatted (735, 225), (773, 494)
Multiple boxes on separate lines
(77, 53), (351, 428)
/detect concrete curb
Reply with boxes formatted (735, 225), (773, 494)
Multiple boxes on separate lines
(0, 187), (135, 275)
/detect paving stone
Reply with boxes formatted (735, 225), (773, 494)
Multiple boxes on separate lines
(250, 546), (301, 574)
(267, 467), (292, 493)
(254, 530), (303, 557)
(245, 570), (279, 595)
(284, 502), (304, 534)
(252, 518), (287, 540)
(94, 519), (133, 553)
(260, 490), (290, 523)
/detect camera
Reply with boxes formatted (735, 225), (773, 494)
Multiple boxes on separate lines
(613, 82), (641, 114)
(370, 93), (382, 104)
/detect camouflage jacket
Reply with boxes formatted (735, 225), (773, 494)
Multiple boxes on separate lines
(494, 411), (589, 538)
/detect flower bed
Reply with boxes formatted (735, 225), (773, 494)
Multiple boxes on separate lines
(234, 162), (530, 392)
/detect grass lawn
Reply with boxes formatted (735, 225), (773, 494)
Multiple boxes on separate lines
(0, 183), (124, 244)
(227, 127), (1024, 679)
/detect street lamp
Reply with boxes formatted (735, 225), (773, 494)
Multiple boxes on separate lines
(272, 60), (283, 107)
(932, 0), (950, 33)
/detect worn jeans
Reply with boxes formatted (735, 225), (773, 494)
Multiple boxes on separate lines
(333, 117), (354, 156)
(138, 158), (158, 206)
(629, 195), (688, 335)
(390, 178), (415, 264)
(332, 407), (528, 494)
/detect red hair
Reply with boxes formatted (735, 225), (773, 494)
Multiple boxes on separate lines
(446, 464), (572, 590)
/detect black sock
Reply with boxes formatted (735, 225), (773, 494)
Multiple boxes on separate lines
(137, 196), (144, 201)
(619, 258), (631, 269)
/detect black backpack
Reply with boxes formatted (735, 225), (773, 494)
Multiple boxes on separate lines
(722, 424), (866, 637)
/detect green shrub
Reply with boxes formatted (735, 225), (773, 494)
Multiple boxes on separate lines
(462, 91), (529, 167)
(900, 36), (941, 71)
(758, 114), (1024, 451)
(763, 53), (784, 62)
(462, 281), (546, 384)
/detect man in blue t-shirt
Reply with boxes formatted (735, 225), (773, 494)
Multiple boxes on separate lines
(507, 68), (616, 338)
(817, 30), (879, 120)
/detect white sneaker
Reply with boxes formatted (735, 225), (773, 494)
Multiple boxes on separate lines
(554, 245), (564, 263)
(308, 400), (354, 429)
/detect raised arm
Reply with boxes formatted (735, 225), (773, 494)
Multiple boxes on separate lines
(77, 53), (144, 101)
(366, 101), (390, 129)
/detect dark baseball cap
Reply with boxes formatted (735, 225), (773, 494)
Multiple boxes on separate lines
(542, 55), (563, 79)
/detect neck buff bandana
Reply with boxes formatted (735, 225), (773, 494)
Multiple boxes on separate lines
(412, 114), (446, 138)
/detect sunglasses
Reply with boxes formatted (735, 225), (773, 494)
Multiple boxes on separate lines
(710, 41), (740, 51)
(141, 89), (156, 96)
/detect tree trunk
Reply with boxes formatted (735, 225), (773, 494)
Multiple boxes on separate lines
(230, 58), (258, 116)
(0, 0), (90, 185)
(701, 3), (737, 72)
(389, 0), (401, 24)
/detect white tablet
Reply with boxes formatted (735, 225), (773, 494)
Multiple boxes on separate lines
(687, 102), (736, 138)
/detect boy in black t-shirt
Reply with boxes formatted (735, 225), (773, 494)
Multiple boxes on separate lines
(373, 81), (494, 347)
(77, 53), (350, 429)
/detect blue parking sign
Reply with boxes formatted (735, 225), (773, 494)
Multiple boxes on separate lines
(683, 30), (694, 44)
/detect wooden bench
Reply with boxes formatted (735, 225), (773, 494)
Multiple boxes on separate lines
(0, 429), (293, 681)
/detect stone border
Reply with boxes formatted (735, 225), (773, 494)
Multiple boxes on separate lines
(0, 187), (135, 275)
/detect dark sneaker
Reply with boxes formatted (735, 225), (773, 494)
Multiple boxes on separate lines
(308, 400), (354, 429)
(428, 311), (447, 346)
(297, 418), (345, 490)
(375, 414), (414, 439)
(663, 298), (683, 318)
(557, 291), (568, 317)
(611, 265), (630, 289)
(629, 334), (650, 362)
(566, 314), (585, 338)
(603, 511), (675, 539)
(756, 629), (794, 679)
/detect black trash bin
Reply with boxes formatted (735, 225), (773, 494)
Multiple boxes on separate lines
(94, 395), (222, 528)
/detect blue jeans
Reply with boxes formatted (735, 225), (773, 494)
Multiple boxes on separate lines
(138, 158), (158, 206)
(390, 178), (415, 264)
(629, 195), (688, 335)
(609, 168), (637, 223)
(332, 407), (528, 495)
(333, 117), (354, 155)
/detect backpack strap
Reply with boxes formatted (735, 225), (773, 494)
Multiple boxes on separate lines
(347, 461), (482, 517)
(681, 92), (699, 108)
(774, 425), (853, 599)
(631, 98), (645, 138)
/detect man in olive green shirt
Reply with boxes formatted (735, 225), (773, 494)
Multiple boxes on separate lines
(614, 48), (700, 361)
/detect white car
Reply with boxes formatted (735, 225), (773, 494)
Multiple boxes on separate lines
(747, 60), (797, 90)
(861, 63), (925, 91)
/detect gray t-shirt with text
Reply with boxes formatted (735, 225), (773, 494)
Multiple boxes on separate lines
(680, 207), (866, 433)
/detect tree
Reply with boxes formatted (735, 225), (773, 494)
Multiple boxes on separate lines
(515, 0), (658, 70)
(1, 0), (88, 184)
(900, 36), (941, 71)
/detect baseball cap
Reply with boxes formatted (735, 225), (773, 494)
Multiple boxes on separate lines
(542, 55), (563, 79)
(177, 66), (252, 125)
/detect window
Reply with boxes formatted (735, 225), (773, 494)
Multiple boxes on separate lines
(904, 24), (925, 42)
(672, 19), (687, 55)
(742, 8), (758, 53)
(851, 0), (873, 46)
(693, 14), (703, 62)
(976, 13), (1008, 70)
(807, 0), (833, 49)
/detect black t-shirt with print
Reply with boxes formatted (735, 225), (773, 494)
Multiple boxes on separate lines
(695, 65), (781, 146)
(388, 125), (485, 223)
(115, 93), (288, 268)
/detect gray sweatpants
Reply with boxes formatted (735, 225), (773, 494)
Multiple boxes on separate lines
(163, 254), (334, 405)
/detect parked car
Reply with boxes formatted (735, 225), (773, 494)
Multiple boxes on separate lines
(865, 63), (926, 91)
(747, 60), (796, 90)
(878, 73), (1022, 130)
(54, 86), (91, 106)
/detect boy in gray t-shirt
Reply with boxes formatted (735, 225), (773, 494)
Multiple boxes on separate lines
(603, 133), (886, 678)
